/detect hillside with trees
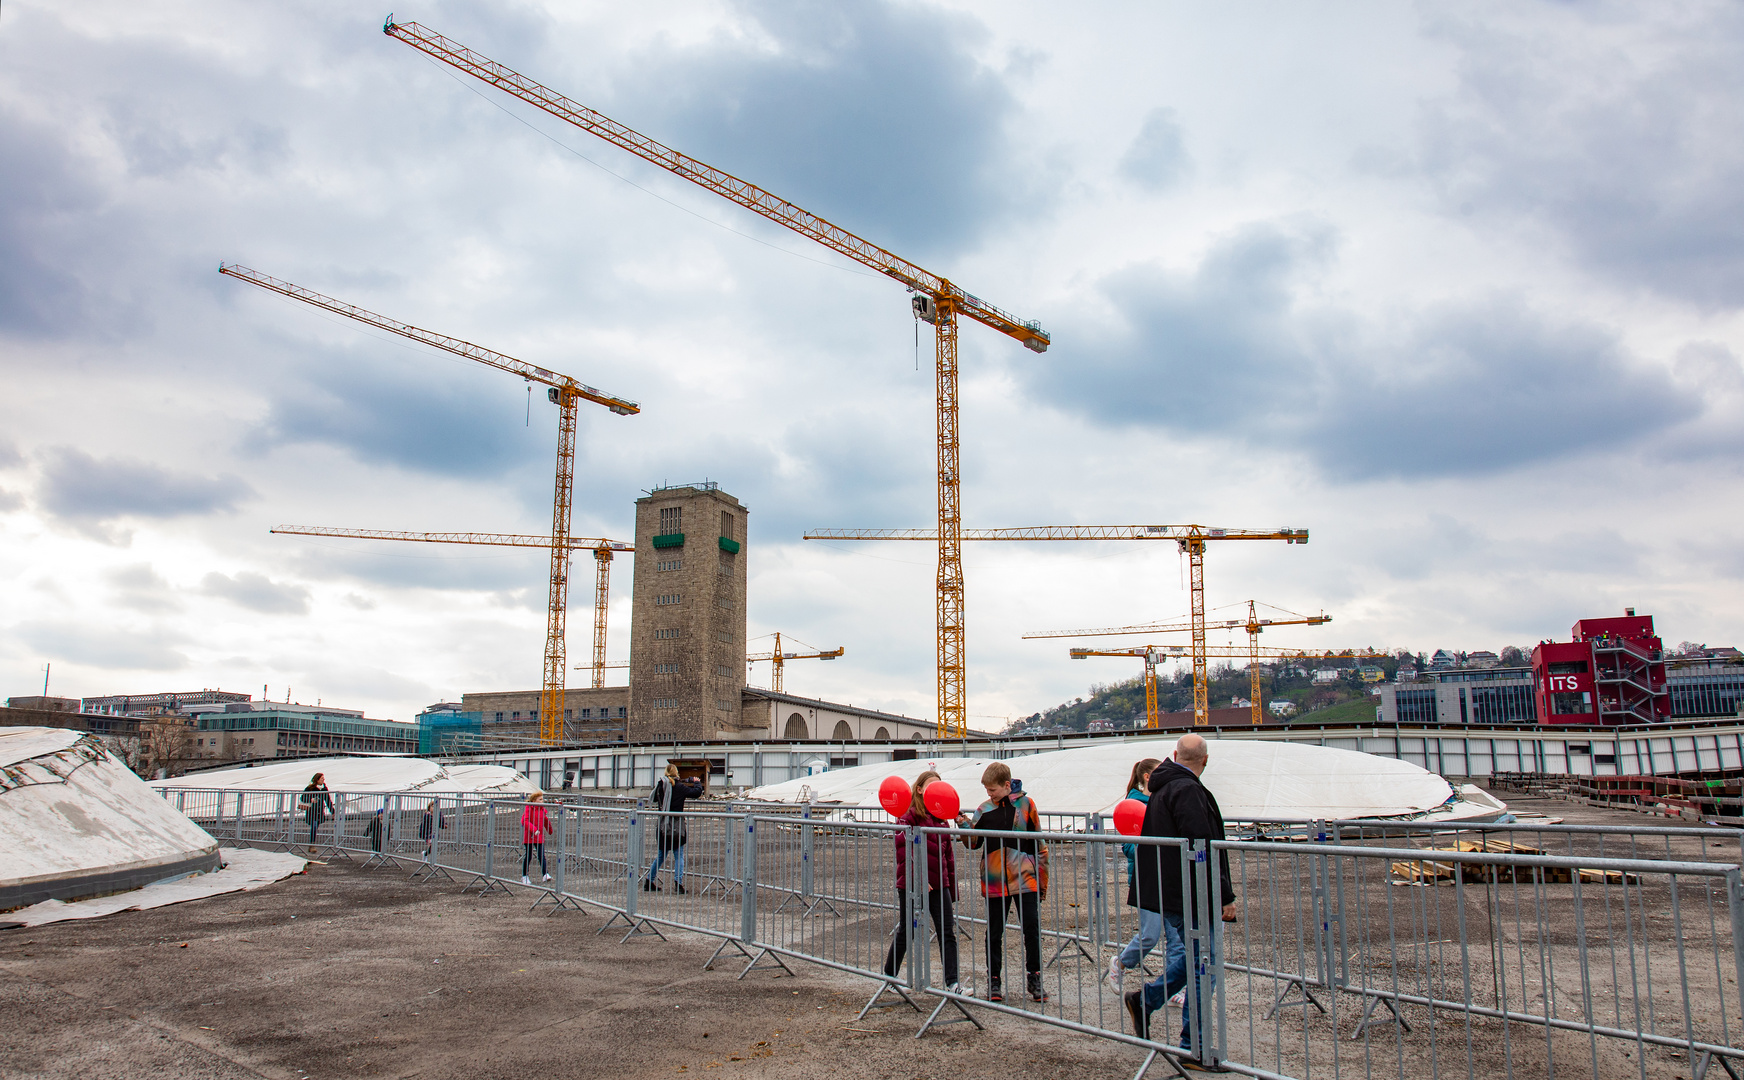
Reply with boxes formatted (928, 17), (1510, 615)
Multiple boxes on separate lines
(1009, 653), (1414, 735)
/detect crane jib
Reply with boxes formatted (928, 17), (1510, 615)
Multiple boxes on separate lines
(381, 18), (1049, 353)
(217, 263), (640, 415)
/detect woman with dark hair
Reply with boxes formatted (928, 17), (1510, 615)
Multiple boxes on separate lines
(1107, 757), (1162, 989)
(882, 770), (960, 989)
(299, 773), (334, 855)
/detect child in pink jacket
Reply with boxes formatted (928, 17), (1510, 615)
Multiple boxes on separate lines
(521, 791), (553, 885)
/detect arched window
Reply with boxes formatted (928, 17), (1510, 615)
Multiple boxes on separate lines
(783, 713), (808, 740)
(831, 719), (854, 741)
(874, 726), (890, 740)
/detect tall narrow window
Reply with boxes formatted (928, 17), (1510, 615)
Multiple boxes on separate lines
(660, 506), (682, 533)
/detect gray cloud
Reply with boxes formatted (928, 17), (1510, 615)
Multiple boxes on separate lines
(284, 543), (546, 594)
(251, 346), (561, 480)
(200, 570), (312, 615)
(104, 562), (184, 614)
(0, 490), (21, 514)
(1120, 108), (1190, 192)
(1040, 221), (1701, 480)
(0, 439), (23, 469)
(16, 620), (190, 672)
(613, 0), (1023, 258)
(37, 448), (253, 529)
(0, 110), (101, 335)
(1416, 6), (1744, 309)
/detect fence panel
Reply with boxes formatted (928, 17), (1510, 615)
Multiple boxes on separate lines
(153, 785), (1744, 1080)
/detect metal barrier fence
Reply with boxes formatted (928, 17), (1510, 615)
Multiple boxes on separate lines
(164, 786), (1744, 1080)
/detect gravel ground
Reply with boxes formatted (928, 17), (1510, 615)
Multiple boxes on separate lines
(0, 857), (1137, 1080)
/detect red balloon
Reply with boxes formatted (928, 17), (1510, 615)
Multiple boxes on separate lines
(1112, 798), (1147, 836)
(922, 781), (960, 821)
(879, 775), (911, 816)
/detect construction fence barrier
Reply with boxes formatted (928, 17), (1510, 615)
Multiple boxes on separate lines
(163, 787), (1744, 1080)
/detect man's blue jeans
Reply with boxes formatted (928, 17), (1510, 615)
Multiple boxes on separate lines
(1118, 907), (1163, 970)
(1140, 912), (1218, 1049)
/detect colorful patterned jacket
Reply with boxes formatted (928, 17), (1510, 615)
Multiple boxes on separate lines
(964, 793), (1049, 898)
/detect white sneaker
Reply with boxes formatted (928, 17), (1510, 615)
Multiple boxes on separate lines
(521, 875), (531, 885)
(1106, 955), (1125, 990)
(542, 873), (553, 882)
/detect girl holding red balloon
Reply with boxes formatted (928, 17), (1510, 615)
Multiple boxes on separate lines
(1107, 758), (1162, 990)
(878, 770), (961, 990)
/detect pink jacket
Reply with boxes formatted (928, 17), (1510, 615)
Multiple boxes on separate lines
(521, 803), (551, 844)
(892, 808), (958, 899)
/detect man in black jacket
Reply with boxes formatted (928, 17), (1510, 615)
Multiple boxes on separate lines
(1124, 734), (1234, 1068)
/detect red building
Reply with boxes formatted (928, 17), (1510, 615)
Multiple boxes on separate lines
(1530, 609), (1670, 725)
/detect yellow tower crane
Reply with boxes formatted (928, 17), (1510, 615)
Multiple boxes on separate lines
(745, 633), (845, 694)
(381, 17), (1048, 753)
(221, 265), (639, 746)
(270, 526), (635, 693)
(1028, 601), (1331, 725)
(804, 525), (1309, 732)
(1069, 643), (1385, 727)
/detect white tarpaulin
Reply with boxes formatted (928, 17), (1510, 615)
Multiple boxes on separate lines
(5, 847), (307, 927)
(746, 738), (1493, 823)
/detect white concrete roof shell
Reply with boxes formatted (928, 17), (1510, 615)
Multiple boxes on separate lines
(2, 728), (220, 906)
(148, 756), (537, 796)
(746, 738), (1463, 822)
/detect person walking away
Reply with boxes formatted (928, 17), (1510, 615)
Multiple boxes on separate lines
(1125, 734), (1235, 1071)
(299, 773), (333, 854)
(1108, 757), (1163, 989)
(365, 807), (386, 853)
(883, 770), (960, 989)
(521, 792), (552, 885)
(644, 764), (704, 893)
(420, 802), (448, 861)
(960, 762), (1049, 1003)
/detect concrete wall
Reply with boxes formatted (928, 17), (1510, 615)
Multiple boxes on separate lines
(740, 692), (940, 742)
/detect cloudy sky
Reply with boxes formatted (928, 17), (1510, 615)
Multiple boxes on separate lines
(3, 1), (1742, 730)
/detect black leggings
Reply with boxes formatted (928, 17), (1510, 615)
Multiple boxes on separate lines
(986, 891), (1042, 978)
(522, 843), (546, 876)
(885, 888), (959, 985)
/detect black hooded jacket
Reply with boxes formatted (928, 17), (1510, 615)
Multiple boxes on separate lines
(1133, 759), (1236, 917)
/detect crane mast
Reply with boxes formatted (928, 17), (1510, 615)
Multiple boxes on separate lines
(745, 632), (846, 694)
(270, 526), (634, 693)
(808, 524), (1310, 725)
(382, 18), (1047, 743)
(1030, 600), (1331, 724)
(224, 265), (639, 746)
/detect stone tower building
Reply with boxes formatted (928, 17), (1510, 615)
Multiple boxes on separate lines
(626, 482), (748, 741)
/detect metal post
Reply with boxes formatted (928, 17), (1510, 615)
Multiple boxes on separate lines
(801, 797), (815, 903)
(1728, 868), (1744, 1020)
(1088, 812), (1109, 956)
(554, 803), (567, 895)
(908, 825), (925, 991)
(740, 813), (757, 946)
(627, 800), (644, 917)
(485, 799), (495, 881)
